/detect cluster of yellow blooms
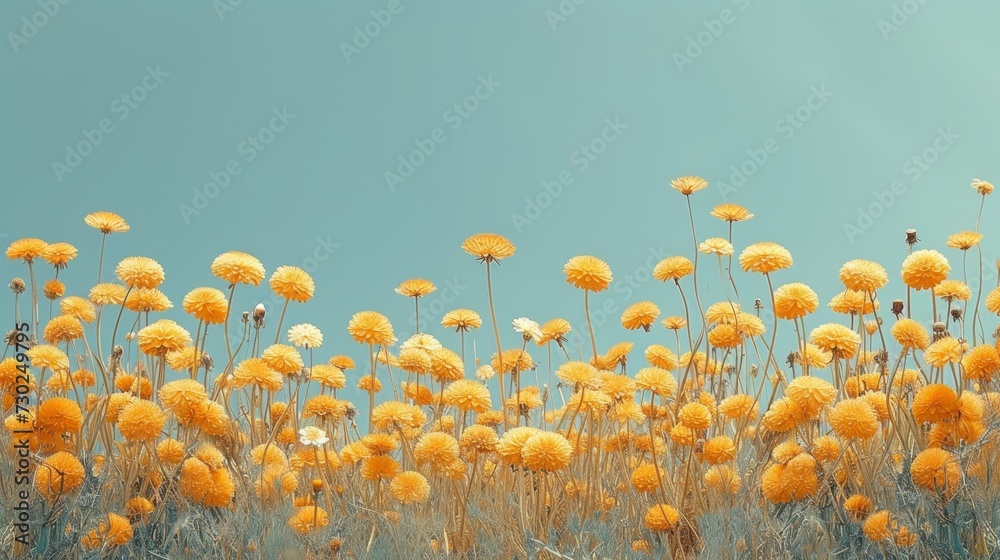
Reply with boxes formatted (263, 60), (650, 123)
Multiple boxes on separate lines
(3, 178), (1000, 557)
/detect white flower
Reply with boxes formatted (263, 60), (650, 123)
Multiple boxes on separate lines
(400, 333), (442, 352)
(288, 323), (323, 349)
(299, 426), (329, 447)
(512, 317), (543, 342)
(475, 365), (497, 380)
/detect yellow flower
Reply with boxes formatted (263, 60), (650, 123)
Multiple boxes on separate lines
(123, 288), (172, 313)
(772, 283), (818, 320)
(395, 278), (436, 297)
(441, 308), (482, 332)
(461, 233), (516, 262)
(564, 255), (612, 292)
(809, 323), (860, 358)
(443, 380), (492, 413)
(934, 280), (971, 301)
(182, 287), (228, 324)
(89, 283), (127, 306)
(901, 249), (950, 291)
(40, 242), (78, 269)
(710, 203), (753, 222)
(6, 238), (48, 262)
(43, 315), (83, 345)
(347, 311), (396, 346)
(839, 259), (888, 292)
(288, 506), (329, 534)
(117, 399), (166, 441)
(389, 471), (430, 504)
(739, 242), (793, 274)
(621, 301), (660, 331)
(211, 251), (265, 286)
(669, 175), (707, 195)
(827, 398), (878, 440)
(644, 504), (680, 531)
(911, 384), (958, 423)
(115, 256), (164, 289)
(59, 296), (96, 323)
(521, 432), (573, 471)
(35, 451), (85, 501)
(232, 358), (283, 391)
(891, 318), (930, 350)
(137, 320), (191, 356)
(924, 337), (966, 368)
(84, 211), (130, 234)
(946, 231), (983, 250)
(910, 448), (960, 498)
(653, 256), (694, 282)
(269, 266), (314, 302)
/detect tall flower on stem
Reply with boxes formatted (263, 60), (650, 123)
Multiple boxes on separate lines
(670, 176), (709, 336)
(396, 279), (436, 333)
(461, 233), (516, 421)
(6, 238), (48, 334)
(211, 250), (266, 364)
(441, 308), (481, 366)
(740, 242), (793, 381)
(268, 266), (315, 345)
(348, 311), (396, 427)
(84, 211), (129, 283)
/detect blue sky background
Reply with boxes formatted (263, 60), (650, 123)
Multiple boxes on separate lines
(3, 1), (998, 410)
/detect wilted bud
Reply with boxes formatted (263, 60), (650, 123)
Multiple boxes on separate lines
(951, 308), (963, 322)
(125, 332), (136, 342)
(905, 229), (919, 245)
(253, 303), (266, 329)
(241, 311), (250, 323)
(891, 299), (904, 317)
(753, 298), (763, 311)
(8, 278), (25, 295)
(933, 321), (949, 340)
(201, 352), (214, 372)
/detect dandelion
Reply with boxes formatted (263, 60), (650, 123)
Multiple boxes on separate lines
(838, 259), (888, 292)
(891, 318), (930, 350)
(564, 255), (613, 292)
(710, 203), (754, 222)
(6, 238), (48, 262)
(347, 311), (396, 346)
(442, 309), (482, 332)
(512, 317), (543, 342)
(698, 237), (734, 256)
(910, 448), (961, 497)
(827, 398), (878, 440)
(739, 242), (793, 274)
(115, 256), (164, 289)
(772, 283), (819, 320)
(389, 471), (431, 504)
(644, 504), (680, 531)
(621, 301), (660, 331)
(670, 175), (707, 195)
(40, 242), (78, 270)
(521, 432), (573, 471)
(901, 249), (950, 290)
(35, 451), (85, 500)
(912, 384), (959, 423)
(461, 233), (516, 262)
(653, 256), (694, 281)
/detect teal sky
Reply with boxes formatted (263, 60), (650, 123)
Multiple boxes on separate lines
(3, 2), (999, 409)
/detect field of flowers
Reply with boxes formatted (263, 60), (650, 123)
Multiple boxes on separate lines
(3, 177), (1000, 559)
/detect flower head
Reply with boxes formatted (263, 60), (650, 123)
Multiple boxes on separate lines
(40, 242), (78, 269)
(698, 238), (734, 256)
(670, 176), (707, 195)
(521, 432), (573, 471)
(441, 309), (482, 332)
(288, 323), (323, 348)
(348, 311), (396, 346)
(653, 256), (694, 281)
(710, 203), (753, 222)
(947, 231), (983, 251)
(773, 283), (818, 320)
(389, 471), (430, 504)
(972, 178), (994, 195)
(621, 301), (660, 331)
(182, 287), (228, 325)
(6, 238), (48, 262)
(512, 317), (543, 342)
(299, 426), (329, 447)
(269, 266), (314, 302)
(901, 249), (950, 291)
(137, 320), (191, 356)
(839, 260), (888, 292)
(116, 257), (164, 289)
(211, 251), (265, 286)
(740, 242), (792, 274)
(461, 233), (515, 262)
(564, 255), (612, 292)
(85, 211), (130, 234)
(395, 278), (436, 298)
